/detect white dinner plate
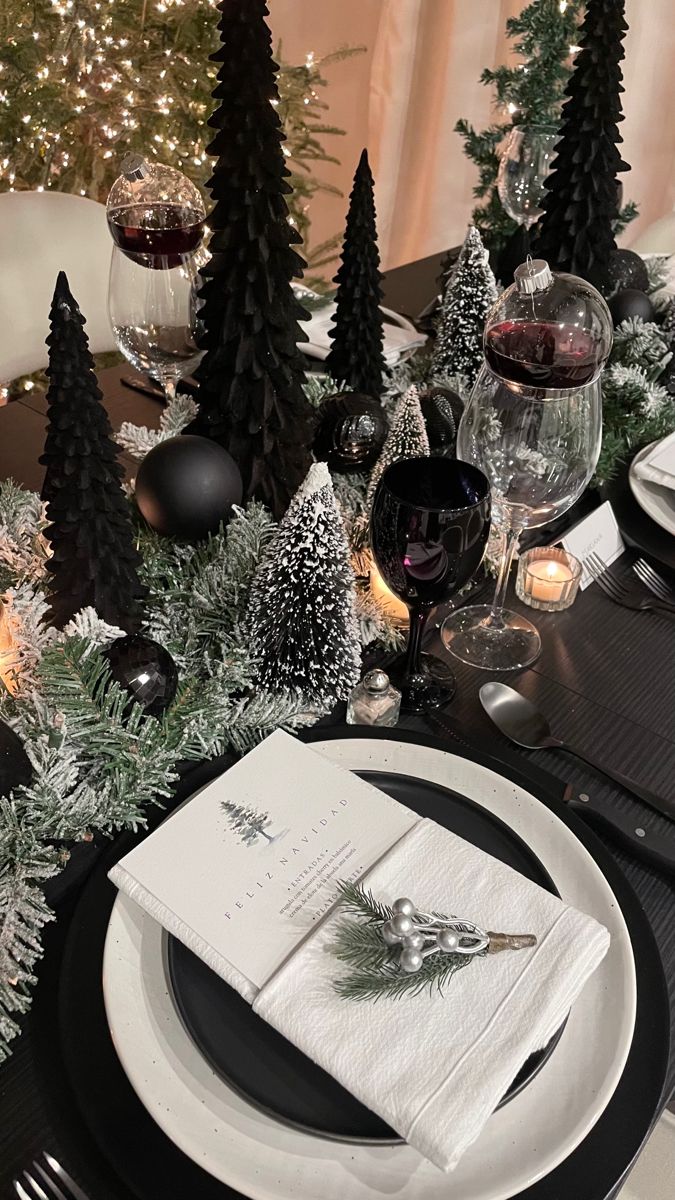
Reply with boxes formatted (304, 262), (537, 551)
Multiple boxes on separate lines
(103, 737), (636, 1200)
(629, 440), (675, 537)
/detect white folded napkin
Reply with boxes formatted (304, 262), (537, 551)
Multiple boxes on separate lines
(633, 430), (675, 491)
(299, 296), (426, 364)
(254, 817), (609, 1173)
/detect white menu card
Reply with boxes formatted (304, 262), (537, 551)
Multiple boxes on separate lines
(109, 731), (418, 994)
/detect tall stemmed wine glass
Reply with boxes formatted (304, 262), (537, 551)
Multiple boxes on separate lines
(497, 125), (558, 244)
(440, 258), (611, 672)
(371, 457), (491, 712)
(440, 368), (602, 671)
(106, 155), (207, 403)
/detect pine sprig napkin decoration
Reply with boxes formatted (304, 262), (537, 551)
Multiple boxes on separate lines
(332, 882), (536, 1001)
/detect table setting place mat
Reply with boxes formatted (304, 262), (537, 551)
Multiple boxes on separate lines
(1, 727), (669, 1200)
(108, 730), (609, 1176)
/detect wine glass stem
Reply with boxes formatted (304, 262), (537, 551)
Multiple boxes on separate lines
(404, 607), (431, 679)
(162, 376), (177, 405)
(487, 524), (522, 629)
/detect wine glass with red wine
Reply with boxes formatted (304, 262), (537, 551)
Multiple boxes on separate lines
(370, 457), (491, 712)
(441, 258), (610, 673)
(106, 155), (207, 404)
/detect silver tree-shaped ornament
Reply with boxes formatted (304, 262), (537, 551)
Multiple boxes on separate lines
(221, 800), (273, 846)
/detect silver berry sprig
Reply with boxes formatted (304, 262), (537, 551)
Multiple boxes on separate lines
(332, 882), (536, 1001)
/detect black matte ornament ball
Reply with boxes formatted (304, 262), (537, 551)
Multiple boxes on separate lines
(606, 249), (649, 296)
(135, 436), (243, 540)
(0, 720), (32, 798)
(104, 634), (178, 718)
(313, 393), (388, 473)
(420, 387), (464, 457)
(608, 289), (655, 327)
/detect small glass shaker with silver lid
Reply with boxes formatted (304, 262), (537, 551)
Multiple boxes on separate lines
(346, 669), (401, 727)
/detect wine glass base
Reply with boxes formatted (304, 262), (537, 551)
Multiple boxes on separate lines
(441, 605), (541, 671)
(387, 653), (456, 713)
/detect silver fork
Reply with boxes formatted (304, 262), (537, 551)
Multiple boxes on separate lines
(14, 1152), (89, 1200)
(632, 557), (675, 603)
(586, 553), (675, 614)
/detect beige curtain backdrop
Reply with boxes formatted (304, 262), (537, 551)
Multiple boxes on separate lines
(269, 0), (675, 275)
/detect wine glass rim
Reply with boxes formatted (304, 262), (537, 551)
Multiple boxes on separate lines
(378, 456), (490, 511)
(509, 122), (558, 135)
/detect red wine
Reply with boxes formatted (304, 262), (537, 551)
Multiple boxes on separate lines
(107, 203), (204, 268)
(485, 320), (599, 389)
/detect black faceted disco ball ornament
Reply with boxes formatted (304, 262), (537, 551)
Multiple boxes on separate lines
(135, 435), (243, 540)
(608, 289), (655, 327)
(420, 387), (464, 457)
(313, 393), (388, 473)
(104, 634), (178, 718)
(0, 720), (32, 798)
(606, 249), (649, 296)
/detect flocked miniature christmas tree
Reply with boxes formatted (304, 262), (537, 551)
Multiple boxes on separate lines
(366, 386), (430, 506)
(191, 0), (314, 519)
(533, 0), (630, 291)
(247, 462), (361, 706)
(221, 800), (273, 846)
(40, 273), (146, 631)
(431, 226), (497, 391)
(325, 149), (386, 397)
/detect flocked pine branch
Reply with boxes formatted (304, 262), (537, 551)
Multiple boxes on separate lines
(116, 393), (200, 460)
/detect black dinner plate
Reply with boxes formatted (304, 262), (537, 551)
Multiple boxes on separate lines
(58, 730), (670, 1200)
(607, 450), (675, 573)
(167, 768), (563, 1143)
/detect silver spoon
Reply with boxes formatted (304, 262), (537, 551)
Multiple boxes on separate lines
(480, 681), (675, 873)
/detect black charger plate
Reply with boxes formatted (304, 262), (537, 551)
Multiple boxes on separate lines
(167, 769), (563, 1143)
(58, 730), (670, 1200)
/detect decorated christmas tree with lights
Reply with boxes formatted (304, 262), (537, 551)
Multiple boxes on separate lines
(0, 0), (362, 274)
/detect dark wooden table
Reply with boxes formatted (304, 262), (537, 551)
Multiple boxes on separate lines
(1, 257), (674, 1200)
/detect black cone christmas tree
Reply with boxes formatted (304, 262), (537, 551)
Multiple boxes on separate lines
(40, 272), (146, 631)
(431, 225), (498, 390)
(533, 0), (630, 291)
(247, 462), (361, 706)
(191, 0), (314, 519)
(325, 149), (386, 398)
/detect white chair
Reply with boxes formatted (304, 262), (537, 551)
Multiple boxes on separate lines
(0, 191), (115, 382)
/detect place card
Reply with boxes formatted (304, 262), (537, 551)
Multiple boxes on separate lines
(560, 500), (625, 589)
(109, 731), (418, 993)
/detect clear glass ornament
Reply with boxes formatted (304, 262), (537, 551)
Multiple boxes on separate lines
(106, 154), (205, 266)
(483, 258), (613, 392)
(106, 154), (207, 403)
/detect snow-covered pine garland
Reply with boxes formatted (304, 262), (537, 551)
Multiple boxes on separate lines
(0, 492), (339, 1060)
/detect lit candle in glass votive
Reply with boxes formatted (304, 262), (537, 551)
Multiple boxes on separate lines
(516, 547), (582, 612)
(369, 563), (408, 621)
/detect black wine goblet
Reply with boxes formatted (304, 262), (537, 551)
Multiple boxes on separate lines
(371, 456), (491, 712)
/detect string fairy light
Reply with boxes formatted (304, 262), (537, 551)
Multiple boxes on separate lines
(0, 2), (359, 264)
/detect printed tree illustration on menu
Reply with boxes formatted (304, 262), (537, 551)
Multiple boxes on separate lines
(221, 800), (275, 847)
